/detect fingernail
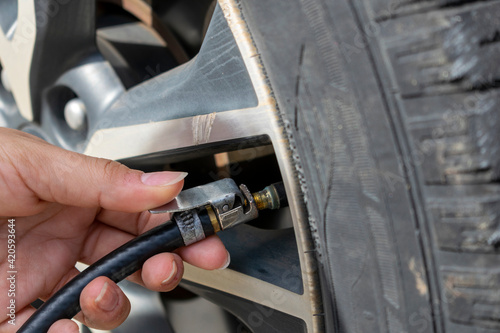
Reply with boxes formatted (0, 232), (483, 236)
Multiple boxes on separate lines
(218, 251), (231, 270)
(141, 171), (188, 186)
(95, 282), (118, 312)
(161, 261), (178, 286)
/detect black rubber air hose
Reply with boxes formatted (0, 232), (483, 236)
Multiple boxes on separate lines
(18, 209), (215, 333)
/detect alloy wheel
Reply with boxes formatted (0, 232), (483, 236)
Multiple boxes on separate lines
(0, 1), (323, 332)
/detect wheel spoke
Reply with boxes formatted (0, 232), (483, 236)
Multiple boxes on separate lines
(0, 0), (97, 121)
(85, 106), (270, 160)
(0, 0), (36, 121)
(84, 4), (258, 133)
(183, 264), (314, 327)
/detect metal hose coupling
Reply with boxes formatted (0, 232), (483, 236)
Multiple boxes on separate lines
(150, 179), (287, 242)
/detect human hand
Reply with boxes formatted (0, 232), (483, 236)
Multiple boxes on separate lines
(0, 128), (229, 332)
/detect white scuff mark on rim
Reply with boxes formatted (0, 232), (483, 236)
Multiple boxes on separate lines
(192, 112), (216, 145)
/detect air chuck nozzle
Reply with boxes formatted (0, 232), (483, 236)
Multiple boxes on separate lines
(252, 182), (288, 211)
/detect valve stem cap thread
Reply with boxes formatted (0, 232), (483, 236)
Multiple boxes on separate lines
(252, 182), (288, 211)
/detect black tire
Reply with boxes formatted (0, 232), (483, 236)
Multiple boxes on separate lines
(240, 0), (500, 332)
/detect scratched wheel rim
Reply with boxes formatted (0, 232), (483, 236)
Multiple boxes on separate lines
(0, 1), (323, 332)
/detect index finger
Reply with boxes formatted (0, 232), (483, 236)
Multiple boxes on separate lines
(0, 128), (186, 216)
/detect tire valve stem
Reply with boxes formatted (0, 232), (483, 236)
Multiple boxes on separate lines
(252, 182), (288, 211)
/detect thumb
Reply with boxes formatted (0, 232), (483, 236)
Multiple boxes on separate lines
(0, 128), (186, 216)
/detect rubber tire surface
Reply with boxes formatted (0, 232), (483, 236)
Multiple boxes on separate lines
(240, 0), (500, 332)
